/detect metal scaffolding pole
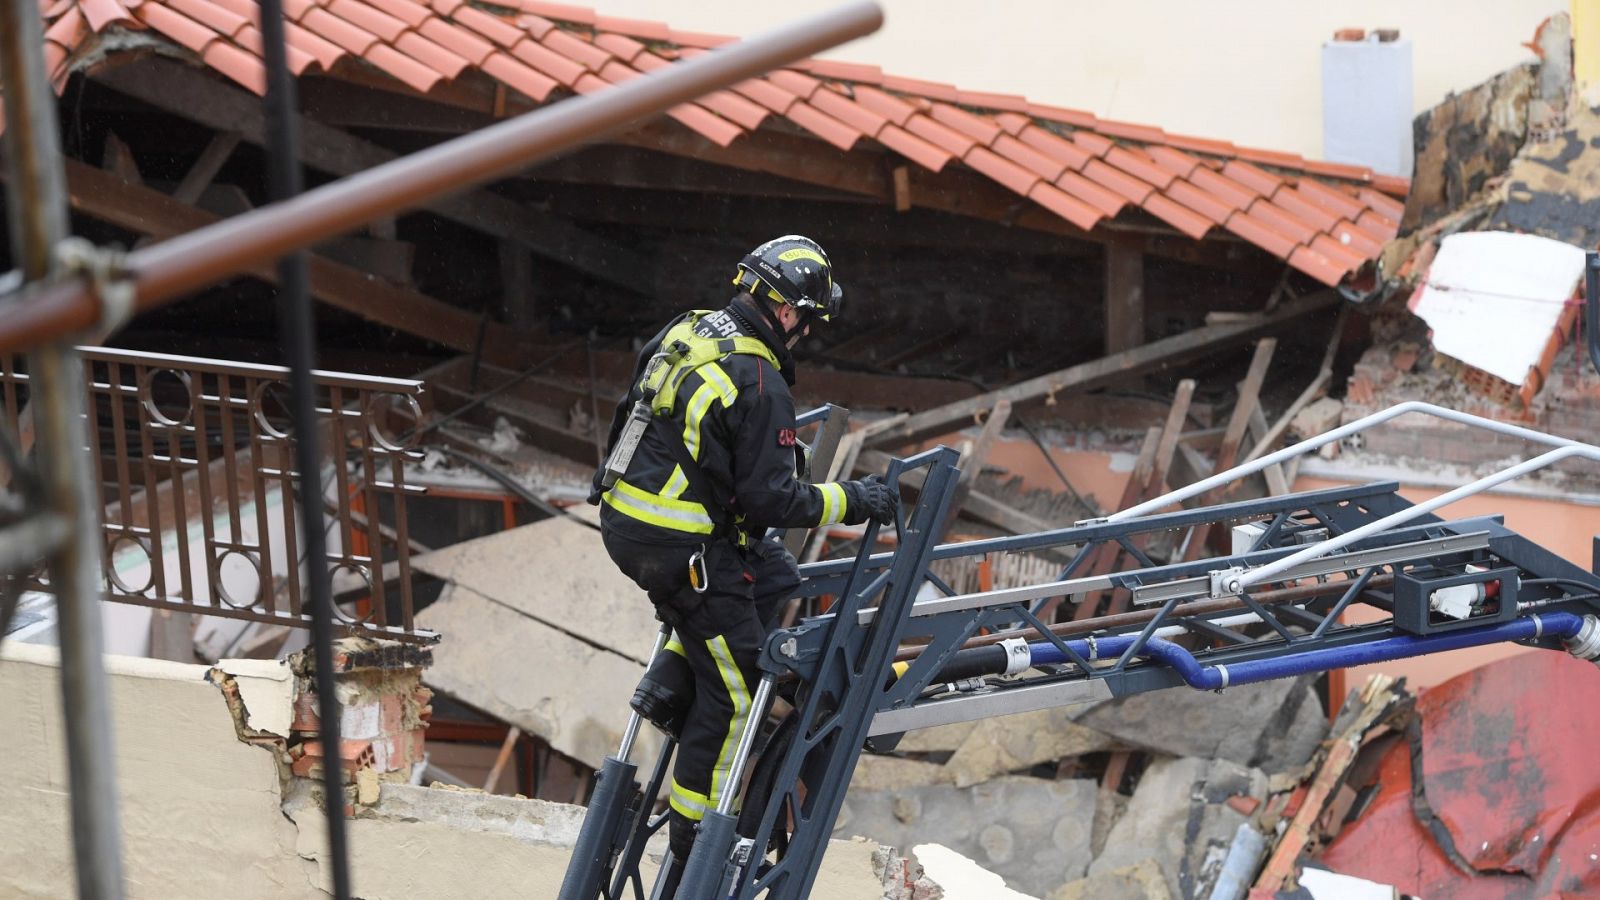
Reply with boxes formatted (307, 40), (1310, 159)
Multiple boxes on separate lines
(0, 0), (126, 895)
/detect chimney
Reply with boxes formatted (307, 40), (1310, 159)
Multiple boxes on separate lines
(1321, 28), (1413, 177)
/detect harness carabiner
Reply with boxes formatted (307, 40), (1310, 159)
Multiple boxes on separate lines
(688, 544), (709, 594)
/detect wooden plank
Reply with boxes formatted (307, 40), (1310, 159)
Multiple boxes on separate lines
(101, 132), (142, 184)
(1183, 338), (1277, 560)
(1146, 379), (1195, 497)
(855, 448), (1061, 545)
(483, 726), (522, 794)
(1104, 233), (1145, 354)
(1241, 308), (1346, 467)
(172, 131), (241, 205)
(47, 158), (530, 365)
(94, 58), (648, 292)
(941, 398), (1012, 537)
(862, 291), (1339, 449)
(1249, 405), (1292, 496)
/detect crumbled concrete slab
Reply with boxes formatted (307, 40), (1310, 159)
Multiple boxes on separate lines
(913, 843), (1038, 899)
(839, 776), (1096, 898)
(943, 708), (1120, 787)
(214, 656), (295, 738)
(853, 754), (955, 792)
(1073, 677), (1324, 773)
(1089, 757), (1269, 900)
(417, 582), (663, 770)
(1046, 859), (1172, 900)
(895, 719), (980, 754)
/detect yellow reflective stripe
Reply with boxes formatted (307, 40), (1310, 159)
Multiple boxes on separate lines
(669, 777), (710, 821)
(663, 364), (738, 500)
(665, 636), (685, 657)
(815, 482), (847, 526)
(706, 635), (751, 812)
(601, 478), (715, 535)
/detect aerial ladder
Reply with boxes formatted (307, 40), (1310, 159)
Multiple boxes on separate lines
(559, 400), (1600, 900)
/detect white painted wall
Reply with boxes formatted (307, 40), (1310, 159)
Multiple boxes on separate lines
(600, 0), (1561, 159)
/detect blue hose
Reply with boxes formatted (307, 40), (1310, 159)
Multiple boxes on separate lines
(1026, 612), (1585, 689)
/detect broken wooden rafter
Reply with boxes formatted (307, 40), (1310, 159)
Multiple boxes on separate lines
(1182, 338), (1277, 561)
(940, 398), (1012, 537)
(855, 448), (1063, 556)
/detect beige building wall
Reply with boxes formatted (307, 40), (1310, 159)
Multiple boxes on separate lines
(595, 0), (1561, 159)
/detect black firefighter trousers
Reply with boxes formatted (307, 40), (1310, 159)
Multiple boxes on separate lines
(600, 529), (799, 859)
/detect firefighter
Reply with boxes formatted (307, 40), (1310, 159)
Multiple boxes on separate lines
(588, 235), (897, 870)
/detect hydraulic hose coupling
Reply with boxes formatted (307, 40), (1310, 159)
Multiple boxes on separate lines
(1565, 614), (1600, 667)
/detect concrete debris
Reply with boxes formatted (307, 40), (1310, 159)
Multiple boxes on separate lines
(838, 776), (1097, 898)
(1089, 756), (1269, 900)
(1287, 396), (1343, 442)
(875, 844), (948, 899)
(942, 707), (1121, 787)
(912, 843), (1039, 900)
(852, 754), (955, 792)
(1072, 677), (1326, 773)
(1045, 859), (1171, 900)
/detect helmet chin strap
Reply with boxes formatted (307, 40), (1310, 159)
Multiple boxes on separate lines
(750, 292), (809, 343)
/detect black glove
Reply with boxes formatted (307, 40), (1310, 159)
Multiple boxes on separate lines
(841, 474), (897, 527)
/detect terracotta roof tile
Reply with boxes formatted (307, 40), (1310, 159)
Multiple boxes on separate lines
(1297, 157), (1374, 181)
(1242, 197), (1318, 246)
(1221, 159), (1282, 196)
(1288, 244), (1349, 287)
(1233, 146), (1305, 169)
(514, 14), (555, 39)
(1309, 233), (1370, 273)
(282, 0), (315, 20)
(395, 31), (469, 78)
(1015, 124), (1091, 170)
(1105, 145), (1174, 189)
(1142, 193), (1213, 239)
(766, 68), (821, 101)
(1356, 207), (1398, 234)
(365, 42), (445, 91)
(43, 38), (70, 77)
(1027, 181), (1102, 232)
(903, 112), (977, 158)
(1165, 179), (1237, 225)
(807, 87), (886, 138)
(991, 133), (1066, 181)
(801, 58), (881, 84)
(362, 0), (428, 28)
(873, 123), (952, 171)
(79, 0), (133, 30)
(955, 89), (1031, 113)
(135, 3), (220, 52)
(626, 50), (766, 129)
(1145, 145), (1200, 180)
(590, 31), (643, 63)
(43, 0), (75, 17)
(1224, 210), (1298, 259)
(1056, 170), (1128, 217)
(850, 85), (916, 126)
(415, 18), (492, 65)
(666, 102), (741, 148)
(784, 102), (861, 152)
(1358, 187), (1405, 222)
(519, 1), (593, 25)
(1188, 166), (1258, 208)
(202, 38), (266, 90)
(541, 26), (609, 71)
(666, 29), (732, 48)
(927, 101), (1001, 145)
(881, 74), (960, 103)
(1328, 219), (1384, 257)
(962, 145), (1041, 197)
(1370, 172), (1410, 198)
(1027, 103), (1098, 129)
(1164, 132), (1237, 157)
(443, 4), (519, 48)
(508, 36), (585, 85)
(479, 51), (558, 100)
(1081, 158), (1153, 204)
(285, 20), (344, 67)
(327, 0), (406, 42)
(1294, 178), (1367, 220)
(593, 15), (669, 41)
(1272, 186), (1341, 232)
(1096, 118), (1166, 143)
(731, 77), (797, 115)
(1069, 129), (1113, 158)
(993, 111), (1031, 136)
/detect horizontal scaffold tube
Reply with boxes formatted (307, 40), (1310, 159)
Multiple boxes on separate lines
(923, 613), (1592, 691)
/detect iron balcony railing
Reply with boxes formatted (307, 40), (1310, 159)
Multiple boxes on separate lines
(2, 346), (432, 641)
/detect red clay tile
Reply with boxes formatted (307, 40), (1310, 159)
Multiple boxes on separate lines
(395, 31), (470, 78)
(520, 1), (594, 25)
(1070, 129), (1113, 158)
(363, 0), (429, 27)
(1356, 207), (1399, 236)
(446, 4), (520, 48)
(541, 26), (611, 71)
(594, 15), (670, 42)
(1056, 171), (1128, 217)
(570, 71), (607, 95)
(634, 51), (766, 129)
(667, 29), (733, 48)
(205, 0), (256, 23)
(281, 0), (317, 20)
(1188, 166), (1259, 208)
(1145, 145), (1201, 180)
(802, 58), (883, 84)
(591, 31), (645, 63)
(928, 102), (1001, 145)
(1165, 179), (1237, 225)
(881, 74), (961, 103)
(873, 123), (953, 172)
(1369, 173), (1411, 198)
(732, 77), (798, 115)
(1294, 178), (1367, 220)
(1357, 188), (1405, 222)
(202, 39), (265, 92)
(480, 51), (558, 101)
(515, 14), (556, 40)
(328, 0), (406, 42)
(1288, 245), (1348, 287)
(1221, 159), (1281, 196)
(1241, 197), (1318, 244)
(1016, 124), (1091, 170)
(43, 39), (70, 78)
(1096, 118), (1166, 144)
(427, 0), (463, 16)
(1027, 103), (1097, 129)
(1105, 146), (1175, 190)
(1310, 233), (1369, 273)
(991, 134), (1066, 181)
(43, 0), (75, 17)
(1298, 157), (1374, 182)
(666, 102), (742, 148)
(595, 58), (636, 84)
(1223, 210), (1298, 259)
(807, 88), (887, 138)
(508, 36), (586, 85)
(1271, 187), (1341, 232)
(851, 85), (916, 126)
(1081, 159), (1153, 204)
(956, 89), (1031, 113)
(136, 3), (220, 52)
(1164, 132), (1237, 158)
(903, 113), (978, 158)
(993, 111), (1031, 136)
(1027, 182), (1102, 232)
(1328, 219), (1383, 257)
(366, 42), (446, 92)
(962, 146), (1041, 197)
(1233, 146), (1305, 169)
(767, 69), (822, 101)
(1142, 193), (1212, 239)
(416, 18), (493, 65)
(784, 102), (861, 152)
(80, 0), (136, 30)
(286, 20), (345, 67)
